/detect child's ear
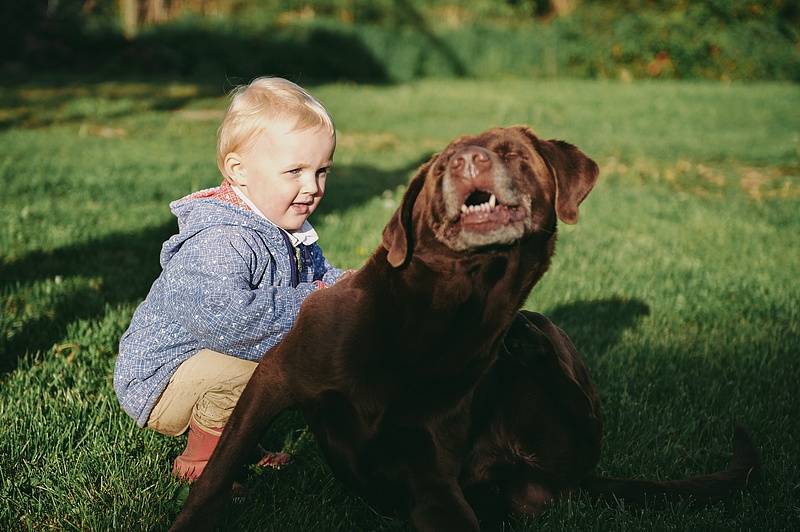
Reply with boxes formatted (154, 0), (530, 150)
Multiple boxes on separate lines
(224, 153), (247, 186)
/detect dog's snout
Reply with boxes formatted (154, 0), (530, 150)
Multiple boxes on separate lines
(451, 147), (491, 179)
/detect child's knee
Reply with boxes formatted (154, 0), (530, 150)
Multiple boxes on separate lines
(191, 356), (258, 430)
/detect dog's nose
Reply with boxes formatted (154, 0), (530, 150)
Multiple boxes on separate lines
(451, 147), (491, 179)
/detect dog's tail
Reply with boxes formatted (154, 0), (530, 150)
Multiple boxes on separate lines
(579, 425), (761, 507)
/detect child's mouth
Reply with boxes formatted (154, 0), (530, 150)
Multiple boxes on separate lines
(291, 202), (312, 214)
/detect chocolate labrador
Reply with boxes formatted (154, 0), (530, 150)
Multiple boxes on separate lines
(171, 126), (758, 531)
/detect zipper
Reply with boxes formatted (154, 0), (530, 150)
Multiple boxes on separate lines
(281, 231), (300, 287)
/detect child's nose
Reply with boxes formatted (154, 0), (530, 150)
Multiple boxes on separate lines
(300, 172), (320, 194)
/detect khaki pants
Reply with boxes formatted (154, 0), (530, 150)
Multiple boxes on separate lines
(147, 349), (258, 436)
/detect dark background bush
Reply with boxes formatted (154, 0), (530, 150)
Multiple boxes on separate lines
(2, 0), (798, 83)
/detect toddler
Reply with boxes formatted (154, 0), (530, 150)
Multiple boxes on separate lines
(114, 77), (346, 489)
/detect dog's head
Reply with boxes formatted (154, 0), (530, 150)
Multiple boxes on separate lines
(383, 126), (599, 268)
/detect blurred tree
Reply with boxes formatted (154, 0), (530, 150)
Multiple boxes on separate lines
(148, 0), (168, 22)
(119, 0), (138, 37)
(550, 0), (578, 16)
(116, 0), (239, 36)
(506, 0), (580, 18)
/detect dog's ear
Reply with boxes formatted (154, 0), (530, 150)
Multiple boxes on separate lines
(514, 126), (599, 223)
(382, 162), (428, 268)
(537, 138), (599, 224)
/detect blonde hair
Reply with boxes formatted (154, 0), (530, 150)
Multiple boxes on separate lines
(216, 77), (336, 176)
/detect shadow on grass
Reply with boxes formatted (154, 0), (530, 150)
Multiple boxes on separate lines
(314, 158), (430, 217)
(545, 298), (651, 357)
(0, 161), (421, 374)
(0, 223), (175, 373)
(0, 81), (223, 131)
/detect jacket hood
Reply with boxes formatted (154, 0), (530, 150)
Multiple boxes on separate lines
(160, 184), (283, 269)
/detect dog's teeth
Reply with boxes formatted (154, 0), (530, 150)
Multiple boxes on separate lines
(462, 198), (498, 214)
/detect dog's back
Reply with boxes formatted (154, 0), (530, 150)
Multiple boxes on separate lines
(462, 311), (760, 527)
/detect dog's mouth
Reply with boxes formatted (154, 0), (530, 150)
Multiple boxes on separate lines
(457, 189), (526, 230)
(433, 145), (532, 251)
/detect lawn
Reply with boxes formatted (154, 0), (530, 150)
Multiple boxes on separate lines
(1, 78), (798, 530)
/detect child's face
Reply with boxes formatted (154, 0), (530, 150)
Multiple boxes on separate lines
(227, 121), (335, 231)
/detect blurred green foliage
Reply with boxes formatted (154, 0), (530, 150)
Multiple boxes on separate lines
(2, 1), (798, 83)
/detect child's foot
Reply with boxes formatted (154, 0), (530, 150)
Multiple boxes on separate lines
(172, 421), (222, 482)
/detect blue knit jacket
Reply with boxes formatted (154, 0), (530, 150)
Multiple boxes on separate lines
(114, 185), (344, 427)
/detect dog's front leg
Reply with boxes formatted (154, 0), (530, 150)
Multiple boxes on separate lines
(407, 479), (480, 532)
(405, 412), (481, 532)
(171, 353), (293, 531)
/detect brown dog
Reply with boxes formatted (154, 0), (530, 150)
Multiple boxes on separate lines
(171, 126), (758, 531)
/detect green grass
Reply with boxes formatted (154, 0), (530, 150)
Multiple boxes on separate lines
(1, 78), (799, 530)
